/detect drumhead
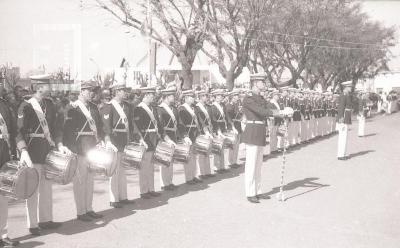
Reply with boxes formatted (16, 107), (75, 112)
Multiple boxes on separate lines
(15, 167), (39, 200)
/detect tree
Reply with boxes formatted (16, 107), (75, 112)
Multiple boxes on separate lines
(200, 0), (276, 91)
(0, 63), (20, 91)
(94, 0), (208, 89)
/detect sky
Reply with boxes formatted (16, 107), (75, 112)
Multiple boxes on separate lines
(0, 0), (399, 80)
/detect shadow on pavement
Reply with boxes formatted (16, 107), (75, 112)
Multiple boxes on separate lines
(258, 177), (330, 201)
(347, 150), (375, 159)
(17, 241), (45, 248)
(361, 133), (377, 138)
(15, 164), (246, 242)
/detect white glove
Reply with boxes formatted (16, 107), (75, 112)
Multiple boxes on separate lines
(20, 150), (33, 168)
(140, 139), (149, 150)
(184, 137), (192, 145)
(164, 136), (176, 147)
(232, 128), (239, 135)
(205, 131), (213, 139)
(281, 107), (294, 117)
(105, 141), (118, 152)
(58, 144), (72, 155)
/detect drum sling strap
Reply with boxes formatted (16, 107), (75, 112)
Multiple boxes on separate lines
(213, 102), (227, 130)
(0, 112), (11, 157)
(27, 98), (55, 147)
(159, 103), (177, 137)
(110, 100), (130, 140)
(137, 102), (160, 141)
(196, 102), (212, 131)
(182, 103), (200, 134)
(73, 100), (98, 142)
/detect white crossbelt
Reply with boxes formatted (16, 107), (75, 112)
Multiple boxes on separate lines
(245, 120), (264, 124)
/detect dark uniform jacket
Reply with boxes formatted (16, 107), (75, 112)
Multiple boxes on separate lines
(0, 98), (16, 167)
(292, 98), (302, 121)
(178, 103), (200, 143)
(242, 94), (276, 146)
(225, 101), (243, 133)
(336, 93), (352, 124)
(59, 101), (102, 156)
(157, 103), (179, 143)
(194, 102), (213, 135)
(16, 97), (58, 164)
(210, 102), (228, 134)
(100, 100), (133, 152)
(133, 102), (162, 152)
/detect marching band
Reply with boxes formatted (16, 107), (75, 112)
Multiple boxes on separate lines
(0, 72), (348, 247)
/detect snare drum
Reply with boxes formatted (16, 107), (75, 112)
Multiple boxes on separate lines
(0, 161), (39, 200)
(194, 135), (212, 155)
(153, 141), (175, 167)
(173, 142), (191, 163)
(87, 145), (117, 177)
(211, 136), (225, 155)
(44, 150), (78, 185)
(223, 131), (238, 149)
(121, 142), (146, 169)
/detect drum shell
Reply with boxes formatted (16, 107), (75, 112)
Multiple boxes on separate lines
(194, 135), (212, 155)
(121, 143), (146, 169)
(211, 136), (225, 155)
(153, 141), (175, 167)
(0, 161), (39, 200)
(87, 145), (117, 177)
(44, 150), (78, 185)
(223, 132), (238, 149)
(173, 142), (191, 163)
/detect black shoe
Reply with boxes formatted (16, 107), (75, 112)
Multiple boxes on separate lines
(86, 211), (103, 219)
(256, 194), (271, 200)
(206, 174), (216, 178)
(247, 196), (260, 203)
(186, 180), (196, 185)
(120, 199), (135, 204)
(198, 175), (207, 179)
(110, 202), (123, 208)
(193, 177), (203, 183)
(38, 221), (62, 229)
(77, 214), (92, 222)
(149, 191), (161, 197)
(337, 157), (347, 161)
(140, 193), (152, 199)
(229, 163), (240, 169)
(29, 227), (41, 236)
(161, 185), (174, 191)
(1, 237), (20, 247)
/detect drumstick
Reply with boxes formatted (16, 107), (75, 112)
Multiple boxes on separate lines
(277, 117), (289, 202)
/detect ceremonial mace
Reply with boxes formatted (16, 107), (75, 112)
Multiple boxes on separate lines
(276, 110), (292, 202)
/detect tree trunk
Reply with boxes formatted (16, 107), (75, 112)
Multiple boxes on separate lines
(225, 71), (235, 91)
(180, 65), (194, 90)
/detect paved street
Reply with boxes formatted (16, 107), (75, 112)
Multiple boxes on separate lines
(7, 113), (400, 248)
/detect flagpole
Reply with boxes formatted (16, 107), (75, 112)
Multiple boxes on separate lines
(147, 0), (152, 86)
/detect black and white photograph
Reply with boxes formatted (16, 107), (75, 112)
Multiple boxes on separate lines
(0, 0), (399, 247)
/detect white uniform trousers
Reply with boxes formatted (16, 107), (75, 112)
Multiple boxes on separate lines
(160, 163), (174, 187)
(0, 195), (9, 239)
(214, 148), (229, 170)
(287, 121), (294, 146)
(109, 152), (127, 203)
(292, 121), (301, 144)
(358, 116), (365, 137)
(73, 156), (94, 216)
(228, 134), (241, 164)
(184, 150), (197, 182)
(26, 163), (53, 228)
(300, 120), (307, 142)
(269, 126), (278, 152)
(309, 118), (315, 139)
(197, 153), (211, 176)
(337, 123), (349, 158)
(244, 144), (263, 197)
(139, 151), (155, 194)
